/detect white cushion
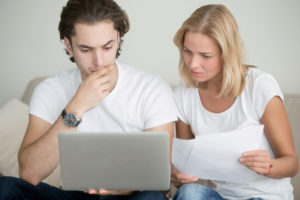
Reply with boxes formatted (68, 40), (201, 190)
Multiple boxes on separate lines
(0, 99), (60, 187)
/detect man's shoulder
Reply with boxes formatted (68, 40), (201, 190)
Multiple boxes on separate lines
(51, 67), (79, 80)
(41, 67), (80, 87)
(118, 62), (167, 87)
(118, 62), (153, 77)
(173, 82), (197, 96)
(32, 67), (80, 101)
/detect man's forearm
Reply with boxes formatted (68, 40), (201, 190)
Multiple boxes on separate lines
(18, 117), (75, 185)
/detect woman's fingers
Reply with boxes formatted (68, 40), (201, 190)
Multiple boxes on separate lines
(240, 150), (272, 175)
(171, 166), (198, 188)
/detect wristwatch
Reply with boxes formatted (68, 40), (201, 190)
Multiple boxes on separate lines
(61, 109), (81, 127)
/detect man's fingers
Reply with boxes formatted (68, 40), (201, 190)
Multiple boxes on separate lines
(90, 75), (111, 88)
(86, 189), (98, 194)
(97, 189), (132, 195)
(97, 82), (113, 94)
(97, 188), (110, 195)
(89, 65), (114, 79)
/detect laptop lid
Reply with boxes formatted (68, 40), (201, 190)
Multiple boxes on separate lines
(58, 132), (170, 191)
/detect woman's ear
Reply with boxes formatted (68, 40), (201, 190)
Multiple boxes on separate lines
(64, 37), (73, 56)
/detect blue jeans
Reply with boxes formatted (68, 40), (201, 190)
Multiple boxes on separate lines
(173, 183), (263, 200)
(173, 183), (223, 200)
(0, 176), (168, 200)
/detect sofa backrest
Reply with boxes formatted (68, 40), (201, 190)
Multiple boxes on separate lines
(285, 94), (300, 198)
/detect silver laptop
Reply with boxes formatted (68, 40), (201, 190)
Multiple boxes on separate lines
(58, 132), (170, 191)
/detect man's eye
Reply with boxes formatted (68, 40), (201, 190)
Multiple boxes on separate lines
(104, 46), (113, 50)
(80, 49), (89, 53)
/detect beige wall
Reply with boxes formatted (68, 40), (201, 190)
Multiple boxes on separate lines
(1, 0), (299, 107)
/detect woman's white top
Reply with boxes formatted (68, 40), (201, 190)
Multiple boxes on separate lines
(173, 68), (293, 200)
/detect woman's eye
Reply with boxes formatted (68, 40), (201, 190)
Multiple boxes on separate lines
(183, 49), (192, 54)
(203, 55), (211, 59)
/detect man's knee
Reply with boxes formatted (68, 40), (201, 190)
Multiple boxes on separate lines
(130, 191), (168, 200)
(0, 176), (21, 191)
(0, 176), (24, 198)
(0, 176), (62, 200)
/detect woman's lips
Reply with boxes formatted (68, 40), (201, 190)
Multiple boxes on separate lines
(191, 71), (205, 77)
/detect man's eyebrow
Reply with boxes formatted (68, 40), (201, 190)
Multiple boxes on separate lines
(77, 40), (115, 49)
(103, 40), (114, 47)
(77, 44), (92, 49)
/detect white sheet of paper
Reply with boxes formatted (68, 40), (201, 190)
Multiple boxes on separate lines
(172, 138), (195, 172)
(172, 125), (273, 183)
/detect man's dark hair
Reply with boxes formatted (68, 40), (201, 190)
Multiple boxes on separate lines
(58, 0), (130, 62)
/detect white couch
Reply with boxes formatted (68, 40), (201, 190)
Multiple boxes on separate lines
(1, 77), (299, 199)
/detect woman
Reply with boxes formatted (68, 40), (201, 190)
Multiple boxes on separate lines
(171, 4), (298, 200)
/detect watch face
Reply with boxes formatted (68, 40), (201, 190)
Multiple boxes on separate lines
(63, 113), (79, 127)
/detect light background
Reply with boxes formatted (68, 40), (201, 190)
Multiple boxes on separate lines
(1, 0), (299, 107)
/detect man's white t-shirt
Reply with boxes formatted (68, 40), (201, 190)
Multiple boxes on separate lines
(30, 62), (178, 132)
(173, 67), (293, 200)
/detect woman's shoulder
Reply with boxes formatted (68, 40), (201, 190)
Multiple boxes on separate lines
(243, 65), (283, 99)
(243, 66), (283, 118)
(246, 66), (268, 80)
(245, 66), (278, 90)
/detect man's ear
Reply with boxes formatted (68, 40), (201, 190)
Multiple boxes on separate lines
(64, 37), (73, 56)
(117, 32), (120, 45)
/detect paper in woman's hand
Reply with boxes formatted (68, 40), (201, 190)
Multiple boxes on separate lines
(172, 138), (195, 172)
(172, 125), (273, 183)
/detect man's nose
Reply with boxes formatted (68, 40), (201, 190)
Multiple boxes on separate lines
(93, 50), (104, 67)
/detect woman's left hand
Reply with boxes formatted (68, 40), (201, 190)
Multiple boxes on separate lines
(239, 150), (273, 176)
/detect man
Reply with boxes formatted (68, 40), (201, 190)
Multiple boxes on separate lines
(0, 0), (177, 199)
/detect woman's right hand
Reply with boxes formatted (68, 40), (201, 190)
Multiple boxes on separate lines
(171, 165), (198, 188)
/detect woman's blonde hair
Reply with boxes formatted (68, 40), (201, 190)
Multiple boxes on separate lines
(174, 4), (246, 98)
